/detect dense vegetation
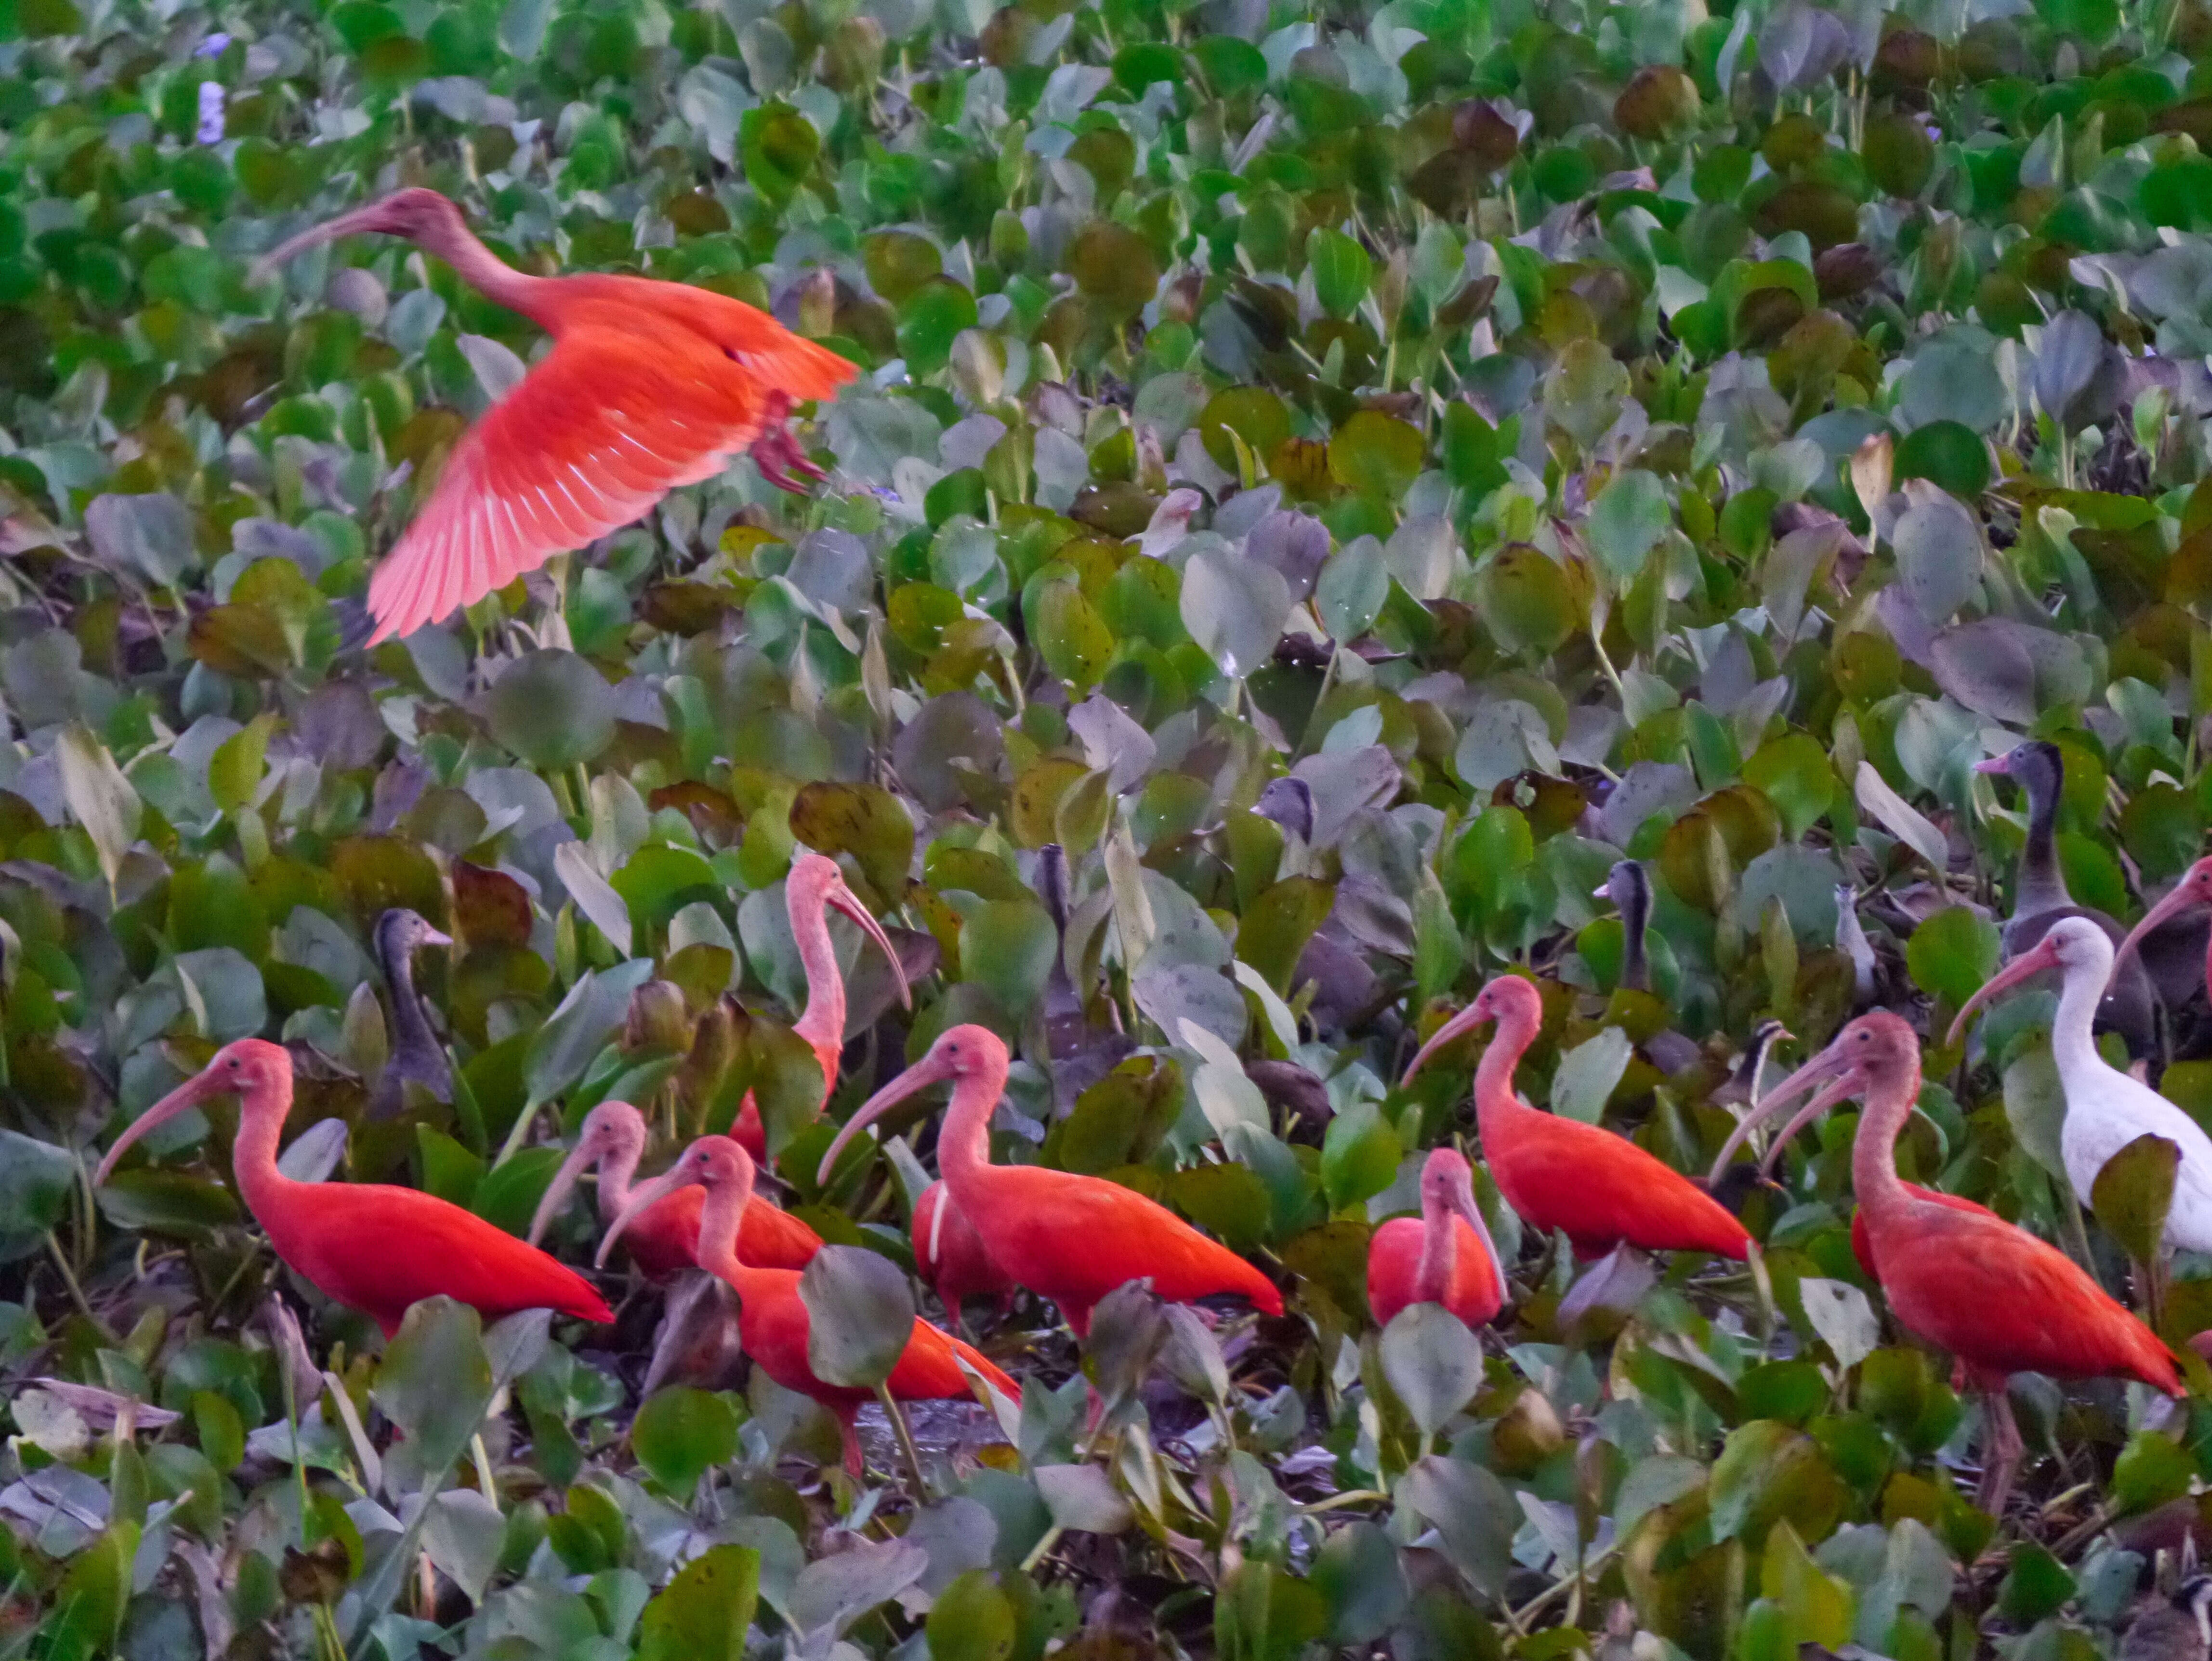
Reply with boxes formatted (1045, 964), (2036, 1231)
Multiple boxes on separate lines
(14, 0), (2212, 1650)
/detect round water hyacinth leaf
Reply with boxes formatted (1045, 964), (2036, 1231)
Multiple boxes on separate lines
(863, 232), (941, 307)
(1307, 227), (1371, 318)
(2033, 309), (2125, 433)
(926, 1569), (1017, 1661)
(2112, 1428), (2195, 1516)
(632, 1387), (739, 1502)
(1066, 220), (1159, 320)
(1544, 338), (1629, 449)
(1708, 1420), (1845, 1547)
(960, 897), (1057, 1016)
(1327, 411), (1422, 502)
(1380, 1305), (1485, 1437)
(487, 650), (616, 768)
(739, 102), (818, 205)
(1614, 65), (1699, 139)
(1182, 547), (1292, 678)
(638, 1543), (760, 1661)
(373, 1297), (496, 1471)
(2089, 1133), (2179, 1269)
(1586, 471), (1671, 587)
(1476, 543), (1577, 657)
(1741, 733), (1835, 841)
(789, 782), (915, 902)
(1905, 905), (2000, 1008)
(800, 1244), (915, 1388)
(1893, 420), (1990, 498)
(1863, 111), (1936, 197)
(1200, 388), (1293, 471)
(1892, 485), (1983, 624)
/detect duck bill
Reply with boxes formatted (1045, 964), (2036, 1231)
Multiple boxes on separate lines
(2112, 877), (2208, 986)
(1944, 935), (2062, 1049)
(1401, 1001), (1491, 1087)
(816, 1048), (957, 1187)
(1972, 755), (2012, 777)
(1706, 1041), (1857, 1184)
(94, 1066), (225, 1186)
(826, 881), (908, 1009)
(527, 1137), (601, 1248)
(595, 1166), (693, 1270)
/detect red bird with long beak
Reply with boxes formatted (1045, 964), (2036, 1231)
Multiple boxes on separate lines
(1367, 1146), (1509, 1331)
(252, 188), (857, 644)
(598, 1135), (1018, 1474)
(1722, 1011), (2181, 1517)
(1403, 975), (1750, 1261)
(96, 1040), (610, 1337)
(527, 1099), (820, 1277)
(818, 1026), (1282, 1337)
(913, 1180), (1017, 1318)
(2116, 855), (2212, 1002)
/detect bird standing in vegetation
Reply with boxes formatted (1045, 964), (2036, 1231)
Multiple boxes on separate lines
(527, 1098), (820, 1275)
(599, 1135), (1018, 1475)
(818, 1025), (1283, 1337)
(366, 908), (454, 1121)
(96, 1040), (610, 1337)
(912, 1179), (1017, 1322)
(252, 188), (857, 643)
(1403, 975), (1751, 1261)
(1725, 1012), (2182, 1516)
(1366, 1146), (1508, 1331)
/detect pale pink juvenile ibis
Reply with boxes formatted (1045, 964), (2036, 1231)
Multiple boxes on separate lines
(527, 1099), (820, 1276)
(1725, 1011), (2182, 1515)
(1951, 916), (2212, 1255)
(816, 1026), (1283, 1337)
(1366, 1147), (1508, 1331)
(1402, 975), (1750, 1261)
(599, 1135), (1019, 1474)
(96, 1040), (610, 1337)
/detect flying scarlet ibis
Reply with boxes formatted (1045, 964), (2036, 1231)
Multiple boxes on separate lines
(1367, 1147), (1508, 1331)
(913, 1180), (1017, 1317)
(96, 1040), (610, 1337)
(816, 1026), (1283, 1337)
(253, 188), (857, 644)
(599, 1135), (1019, 1474)
(732, 850), (911, 1163)
(1950, 915), (2212, 1254)
(527, 1098), (820, 1276)
(1975, 743), (2159, 1054)
(1402, 976), (1750, 1261)
(1724, 1011), (2182, 1515)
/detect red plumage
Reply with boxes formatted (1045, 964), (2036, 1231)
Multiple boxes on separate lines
(915, 1181), (1017, 1312)
(1368, 1214), (1503, 1330)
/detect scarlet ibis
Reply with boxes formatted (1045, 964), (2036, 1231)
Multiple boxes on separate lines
(95, 1040), (610, 1337)
(252, 188), (856, 644)
(1366, 1147), (1508, 1331)
(1950, 916), (2212, 1253)
(1731, 1011), (2182, 1513)
(368, 909), (452, 1121)
(1975, 743), (2158, 1054)
(816, 1026), (1283, 1337)
(1402, 976), (1750, 1260)
(2116, 854), (2212, 1012)
(913, 1180), (1016, 1317)
(733, 849), (911, 1162)
(598, 1135), (1019, 1474)
(527, 1099), (819, 1276)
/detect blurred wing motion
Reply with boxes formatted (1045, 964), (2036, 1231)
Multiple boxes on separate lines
(369, 320), (853, 644)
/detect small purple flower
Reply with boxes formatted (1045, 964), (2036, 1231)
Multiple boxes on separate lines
(196, 31), (230, 56)
(196, 80), (225, 144)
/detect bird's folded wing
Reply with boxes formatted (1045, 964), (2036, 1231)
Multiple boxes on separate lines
(367, 328), (774, 644)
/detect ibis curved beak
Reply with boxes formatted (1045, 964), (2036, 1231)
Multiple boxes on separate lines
(816, 1046), (961, 1187)
(595, 1164), (694, 1271)
(1401, 1001), (1493, 1088)
(527, 1133), (606, 1249)
(2113, 857), (2212, 992)
(825, 877), (909, 1010)
(249, 200), (401, 285)
(94, 1064), (228, 1187)
(1944, 932), (2064, 1050)
(1443, 1158), (1510, 1311)
(1706, 1033), (1869, 1184)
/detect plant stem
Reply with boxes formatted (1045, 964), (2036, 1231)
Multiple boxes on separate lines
(45, 1230), (109, 1339)
(875, 1382), (930, 1500)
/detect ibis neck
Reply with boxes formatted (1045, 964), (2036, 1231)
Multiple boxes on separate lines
(788, 892), (847, 1094)
(1473, 1000), (1541, 1139)
(596, 1140), (643, 1224)
(2051, 956), (2110, 1081)
(1415, 1194), (1456, 1300)
(412, 222), (553, 328)
(2017, 774), (2070, 919)
(1851, 1075), (1918, 1224)
(231, 1087), (300, 1225)
(694, 1181), (776, 1297)
(936, 1064), (1010, 1195)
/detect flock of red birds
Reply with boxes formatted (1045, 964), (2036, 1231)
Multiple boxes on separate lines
(78, 190), (2212, 1518)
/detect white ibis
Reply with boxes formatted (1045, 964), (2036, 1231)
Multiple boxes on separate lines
(1950, 915), (2212, 1253)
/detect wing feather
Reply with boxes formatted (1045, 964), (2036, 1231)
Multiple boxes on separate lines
(367, 325), (822, 643)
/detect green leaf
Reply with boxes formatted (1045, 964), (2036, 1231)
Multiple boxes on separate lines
(959, 896), (1058, 1018)
(1904, 905), (2001, 1009)
(487, 650), (618, 769)
(1320, 1099), (1401, 1212)
(0, 1129), (78, 1259)
(1707, 1420), (1845, 1547)
(1235, 876), (1335, 995)
(1326, 412), (1424, 503)
(57, 723), (141, 890)
(739, 103), (819, 206)
(1475, 544), (1577, 657)
(1586, 470), (1671, 588)
(371, 1297), (496, 1472)
(631, 1387), (740, 1502)
(1380, 1305), (1485, 1437)
(639, 1543), (761, 1661)
(2089, 1132), (2180, 1267)
(1307, 227), (1371, 318)
(799, 1244), (915, 1388)
(927, 1569), (1016, 1661)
